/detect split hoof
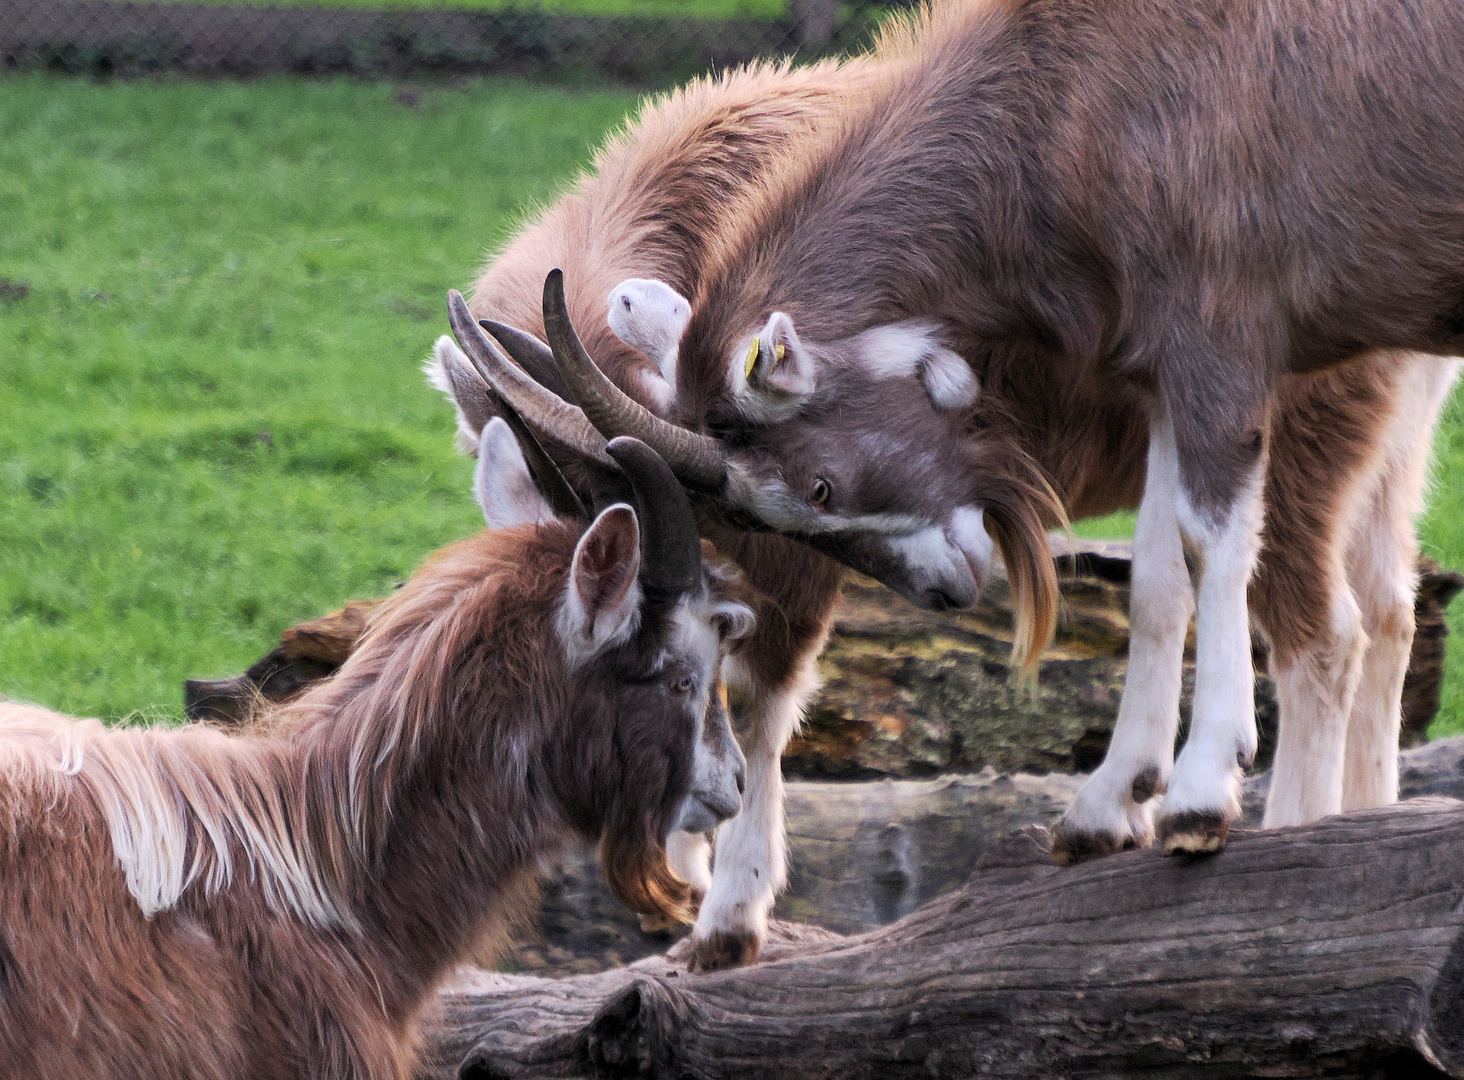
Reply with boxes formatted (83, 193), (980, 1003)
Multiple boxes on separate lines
(1049, 822), (1137, 867)
(681, 929), (762, 973)
(1158, 810), (1230, 856)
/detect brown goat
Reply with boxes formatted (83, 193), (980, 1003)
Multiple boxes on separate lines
(455, 33), (1457, 968)
(486, 0), (1464, 868)
(0, 428), (753, 1079)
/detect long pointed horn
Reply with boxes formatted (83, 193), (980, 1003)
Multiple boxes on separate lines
(480, 319), (572, 402)
(447, 290), (615, 471)
(542, 269), (727, 493)
(606, 437), (701, 603)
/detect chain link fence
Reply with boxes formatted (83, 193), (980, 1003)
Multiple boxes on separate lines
(0, 1), (900, 83)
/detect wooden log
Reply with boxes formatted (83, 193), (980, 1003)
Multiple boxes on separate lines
(424, 799), (1464, 1080)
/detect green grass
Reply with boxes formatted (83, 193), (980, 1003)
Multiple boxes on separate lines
(153, 0), (788, 16)
(2, 72), (1462, 738)
(0, 72), (636, 720)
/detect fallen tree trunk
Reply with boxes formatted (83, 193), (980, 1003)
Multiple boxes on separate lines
(422, 798), (1464, 1080)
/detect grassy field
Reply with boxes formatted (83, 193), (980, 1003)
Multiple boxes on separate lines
(0, 73), (636, 720)
(2, 72), (1462, 735)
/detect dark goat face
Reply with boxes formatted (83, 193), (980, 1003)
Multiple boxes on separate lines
(706, 323), (998, 611)
(457, 404), (753, 847)
(605, 282), (1060, 666)
(607, 282), (996, 609)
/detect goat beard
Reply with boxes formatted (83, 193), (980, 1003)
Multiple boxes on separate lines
(975, 448), (1067, 676)
(599, 808), (696, 925)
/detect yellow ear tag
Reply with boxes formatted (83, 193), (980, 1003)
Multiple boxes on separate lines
(774, 342), (786, 364)
(744, 338), (760, 379)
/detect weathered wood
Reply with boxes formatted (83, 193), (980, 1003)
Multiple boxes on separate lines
(496, 736), (1464, 980)
(424, 799), (1464, 1080)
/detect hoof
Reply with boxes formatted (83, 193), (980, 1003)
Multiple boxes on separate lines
(1158, 810), (1230, 855)
(1049, 822), (1136, 867)
(682, 929), (762, 973)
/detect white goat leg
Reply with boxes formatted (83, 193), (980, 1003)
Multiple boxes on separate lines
(1342, 358), (1460, 809)
(683, 655), (819, 971)
(1159, 426), (1267, 853)
(1262, 584), (1366, 827)
(1051, 415), (1192, 862)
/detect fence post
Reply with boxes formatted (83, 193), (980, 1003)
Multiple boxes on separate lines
(790, 0), (838, 47)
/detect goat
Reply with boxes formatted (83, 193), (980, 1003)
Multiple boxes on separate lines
(466, 0), (1464, 887)
(0, 421), (754, 1079)
(450, 25), (1458, 965)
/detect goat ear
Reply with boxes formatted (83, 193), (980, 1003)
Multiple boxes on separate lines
(917, 346), (979, 409)
(742, 312), (816, 397)
(425, 335), (496, 454)
(856, 322), (978, 410)
(607, 278), (690, 412)
(560, 504), (643, 655)
(474, 418), (555, 529)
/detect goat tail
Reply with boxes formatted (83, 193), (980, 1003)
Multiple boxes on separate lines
(979, 455), (1067, 677)
(599, 826), (696, 926)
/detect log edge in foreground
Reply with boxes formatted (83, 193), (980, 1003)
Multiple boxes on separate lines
(429, 798), (1464, 1079)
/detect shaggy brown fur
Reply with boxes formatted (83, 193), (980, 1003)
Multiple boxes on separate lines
(0, 518), (746, 1079)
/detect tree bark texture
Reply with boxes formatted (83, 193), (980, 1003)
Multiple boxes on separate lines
(497, 736), (1464, 978)
(420, 798), (1464, 1080)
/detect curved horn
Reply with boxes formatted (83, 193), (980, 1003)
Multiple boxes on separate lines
(480, 319), (573, 402)
(542, 269), (728, 493)
(447, 290), (615, 470)
(605, 437), (701, 602)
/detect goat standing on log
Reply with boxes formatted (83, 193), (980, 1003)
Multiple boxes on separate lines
(446, 16), (1460, 969)
(0, 424), (753, 1079)
(471, 0), (1464, 883)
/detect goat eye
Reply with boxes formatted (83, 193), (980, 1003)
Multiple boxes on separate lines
(671, 676), (696, 696)
(810, 478), (831, 507)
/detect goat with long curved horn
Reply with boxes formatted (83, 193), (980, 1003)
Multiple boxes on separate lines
(480, 318), (573, 402)
(606, 436), (701, 602)
(542, 269), (728, 493)
(446, 289), (616, 470)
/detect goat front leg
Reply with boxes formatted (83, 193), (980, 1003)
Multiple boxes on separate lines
(681, 656), (822, 971)
(1051, 411), (1192, 863)
(1157, 366), (1272, 855)
(679, 533), (842, 972)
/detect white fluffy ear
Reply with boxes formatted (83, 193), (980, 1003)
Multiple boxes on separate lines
(918, 346), (979, 409)
(738, 311), (816, 398)
(425, 335), (496, 455)
(607, 278), (690, 399)
(856, 321), (978, 410)
(474, 418), (555, 529)
(557, 504), (643, 658)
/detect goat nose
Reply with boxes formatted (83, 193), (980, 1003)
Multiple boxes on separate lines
(735, 766), (746, 796)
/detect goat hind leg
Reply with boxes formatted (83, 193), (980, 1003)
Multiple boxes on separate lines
(1342, 358), (1458, 808)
